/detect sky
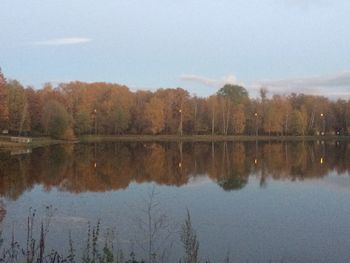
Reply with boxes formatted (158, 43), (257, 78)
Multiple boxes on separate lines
(1, 0), (350, 98)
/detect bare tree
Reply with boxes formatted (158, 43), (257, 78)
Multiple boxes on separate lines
(132, 187), (176, 263)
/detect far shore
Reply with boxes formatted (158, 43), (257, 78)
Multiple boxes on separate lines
(0, 136), (75, 151)
(79, 134), (350, 142)
(1, 134), (349, 151)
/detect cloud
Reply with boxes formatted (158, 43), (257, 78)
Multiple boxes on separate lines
(180, 72), (350, 99)
(253, 71), (350, 97)
(180, 74), (240, 88)
(32, 37), (92, 46)
(283, 0), (329, 8)
(256, 71), (350, 88)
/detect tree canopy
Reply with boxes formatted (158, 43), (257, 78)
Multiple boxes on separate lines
(42, 100), (74, 139)
(0, 68), (349, 138)
(217, 84), (249, 104)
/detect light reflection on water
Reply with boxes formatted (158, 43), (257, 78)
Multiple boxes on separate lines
(0, 141), (350, 262)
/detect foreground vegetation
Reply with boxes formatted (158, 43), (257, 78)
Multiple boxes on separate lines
(0, 68), (349, 140)
(0, 203), (208, 263)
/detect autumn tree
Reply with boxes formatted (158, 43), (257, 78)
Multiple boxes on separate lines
(262, 99), (274, 135)
(131, 90), (153, 134)
(60, 82), (87, 118)
(262, 95), (291, 136)
(290, 109), (308, 135)
(60, 82), (95, 134)
(0, 68), (5, 87)
(110, 109), (130, 134)
(0, 73), (347, 138)
(25, 87), (43, 134)
(191, 97), (210, 134)
(279, 96), (292, 135)
(6, 80), (30, 134)
(154, 88), (190, 135)
(217, 84), (249, 135)
(207, 95), (219, 135)
(346, 100), (350, 134)
(144, 97), (165, 134)
(74, 111), (91, 135)
(217, 84), (249, 104)
(42, 100), (74, 139)
(217, 95), (232, 135)
(231, 104), (246, 134)
(108, 85), (133, 134)
(0, 68), (9, 131)
(240, 99), (261, 136)
(259, 87), (268, 132)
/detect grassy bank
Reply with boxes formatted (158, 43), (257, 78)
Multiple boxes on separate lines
(1, 134), (349, 151)
(0, 136), (75, 151)
(79, 134), (350, 143)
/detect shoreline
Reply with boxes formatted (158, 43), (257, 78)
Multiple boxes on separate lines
(1, 134), (349, 151)
(79, 134), (350, 142)
(0, 136), (76, 151)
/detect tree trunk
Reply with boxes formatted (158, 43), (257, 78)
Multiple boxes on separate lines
(194, 101), (197, 135)
(225, 109), (230, 135)
(211, 109), (215, 136)
(222, 110), (226, 135)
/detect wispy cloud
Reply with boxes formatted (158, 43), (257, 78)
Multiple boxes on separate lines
(180, 74), (240, 88)
(31, 37), (92, 46)
(256, 71), (350, 88)
(254, 71), (350, 97)
(283, 0), (330, 8)
(180, 72), (350, 99)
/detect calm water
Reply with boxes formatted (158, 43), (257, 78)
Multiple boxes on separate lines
(0, 141), (350, 262)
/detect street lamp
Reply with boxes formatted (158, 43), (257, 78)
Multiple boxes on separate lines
(320, 113), (325, 135)
(179, 108), (183, 136)
(94, 109), (97, 135)
(254, 112), (258, 136)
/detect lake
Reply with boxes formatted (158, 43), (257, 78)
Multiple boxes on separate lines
(0, 141), (350, 262)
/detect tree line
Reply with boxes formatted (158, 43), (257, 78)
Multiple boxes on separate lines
(0, 68), (349, 139)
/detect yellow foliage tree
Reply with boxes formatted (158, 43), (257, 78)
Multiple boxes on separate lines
(144, 97), (165, 134)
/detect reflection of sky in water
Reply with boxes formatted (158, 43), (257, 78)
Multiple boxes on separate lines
(1, 141), (350, 262)
(312, 171), (350, 193)
(2, 171), (350, 262)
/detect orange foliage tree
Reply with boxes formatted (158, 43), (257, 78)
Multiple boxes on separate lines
(0, 65), (349, 138)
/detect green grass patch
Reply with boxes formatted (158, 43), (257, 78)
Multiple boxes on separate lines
(79, 134), (350, 143)
(1, 134), (349, 151)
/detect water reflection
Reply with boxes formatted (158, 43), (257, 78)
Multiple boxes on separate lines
(0, 141), (349, 200)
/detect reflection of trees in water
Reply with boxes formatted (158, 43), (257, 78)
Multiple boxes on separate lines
(215, 142), (249, 191)
(0, 200), (5, 223)
(0, 151), (32, 200)
(0, 141), (349, 200)
(217, 177), (248, 191)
